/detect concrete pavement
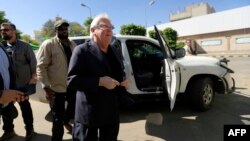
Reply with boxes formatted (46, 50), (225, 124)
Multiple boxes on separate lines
(1, 99), (164, 141)
(1, 81), (163, 141)
(1, 100), (72, 141)
(198, 50), (250, 58)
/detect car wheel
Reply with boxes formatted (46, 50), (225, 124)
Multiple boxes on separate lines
(190, 77), (214, 111)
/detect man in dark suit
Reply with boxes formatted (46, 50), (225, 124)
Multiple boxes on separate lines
(67, 13), (130, 141)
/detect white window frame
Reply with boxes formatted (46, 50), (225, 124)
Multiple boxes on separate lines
(236, 37), (250, 44)
(201, 39), (222, 47)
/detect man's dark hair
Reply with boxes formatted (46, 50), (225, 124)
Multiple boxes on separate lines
(1, 22), (16, 30)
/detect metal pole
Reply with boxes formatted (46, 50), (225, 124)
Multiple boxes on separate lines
(80, 3), (92, 18)
(145, 0), (156, 27)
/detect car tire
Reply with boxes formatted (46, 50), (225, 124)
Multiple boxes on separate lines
(189, 77), (214, 111)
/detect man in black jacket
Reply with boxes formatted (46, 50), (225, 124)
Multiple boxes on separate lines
(68, 13), (131, 141)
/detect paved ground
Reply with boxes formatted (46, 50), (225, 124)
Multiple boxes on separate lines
(3, 100), (72, 141)
(2, 99), (165, 141)
(1, 83), (164, 141)
(198, 50), (250, 58)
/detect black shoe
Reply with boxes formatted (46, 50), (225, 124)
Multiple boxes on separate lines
(0, 131), (16, 141)
(64, 122), (73, 133)
(25, 130), (35, 141)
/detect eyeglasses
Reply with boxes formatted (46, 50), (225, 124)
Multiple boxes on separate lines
(95, 24), (114, 30)
(0, 29), (11, 32)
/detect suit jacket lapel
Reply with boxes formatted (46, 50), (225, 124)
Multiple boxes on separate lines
(110, 45), (124, 69)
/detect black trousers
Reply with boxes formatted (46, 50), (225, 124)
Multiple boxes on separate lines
(64, 88), (76, 124)
(73, 121), (119, 141)
(2, 99), (33, 132)
(49, 92), (66, 141)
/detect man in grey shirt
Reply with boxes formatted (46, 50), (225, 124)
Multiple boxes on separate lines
(0, 42), (26, 121)
(0, 22), (37, 141)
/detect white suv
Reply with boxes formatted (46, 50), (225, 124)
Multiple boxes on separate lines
(69, 26), (235, 111)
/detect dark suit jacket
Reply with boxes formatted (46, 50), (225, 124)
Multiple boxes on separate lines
(68, 40), (127, 127)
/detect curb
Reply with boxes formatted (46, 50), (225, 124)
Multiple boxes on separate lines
(198, 54), (250, 58)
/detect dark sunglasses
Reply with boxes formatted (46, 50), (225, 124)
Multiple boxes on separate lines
(56, 27), (69, 31)
(0, 29), (11, 32)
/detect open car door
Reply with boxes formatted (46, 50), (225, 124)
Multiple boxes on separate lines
(154, 25), (179, 111)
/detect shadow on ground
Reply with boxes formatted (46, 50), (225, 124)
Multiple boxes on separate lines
(120, 93), (250, 141)
(9, 132), (72, 141)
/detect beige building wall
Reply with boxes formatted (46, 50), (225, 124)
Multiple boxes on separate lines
(170, 2), (215, 22)
(179, 28), (250, 53)
(149, 5), (250, 53)
(230, 34), (250, 51)
(196, 37), (228, 53)
(191, 3), (215, 17)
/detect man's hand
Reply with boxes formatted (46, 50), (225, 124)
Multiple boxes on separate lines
(120, 79), (129, 88)
(43, 87), (55, 101)
(29, 78), (37, 84)
(99, 76), (120, 90)
(29, 74), (37, 84)
(0, 90), (26, 104)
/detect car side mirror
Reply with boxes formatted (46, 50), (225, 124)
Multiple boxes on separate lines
(175, 48), (186, 58)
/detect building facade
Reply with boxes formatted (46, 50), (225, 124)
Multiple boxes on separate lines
(169, 2), (215, 22)
(148, 4), (250, 53)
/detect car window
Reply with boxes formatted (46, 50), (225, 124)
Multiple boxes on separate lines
(126, 39), (163, 90)
(71, 39), (86, 45)
(71, 36), (120, 47)
(126, 40), (163, 60)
